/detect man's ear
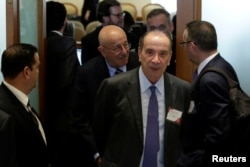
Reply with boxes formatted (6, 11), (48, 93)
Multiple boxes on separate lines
(169, 22), (174, 33)
(138, 47), (142, 62)
(98, 46), (106, 58)
(23, 66), (31, 79)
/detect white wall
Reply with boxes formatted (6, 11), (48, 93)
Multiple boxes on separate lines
(0, 0), (6, 81)
(202, 0), (250, 95)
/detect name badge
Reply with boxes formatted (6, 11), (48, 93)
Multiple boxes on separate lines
(166, 108), (182, 125)
(188, 101), (196, 113)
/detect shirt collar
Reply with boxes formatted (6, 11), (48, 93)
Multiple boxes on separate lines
(198, 52), (219, 74)
(139, 66), (164, 94)
(3, 80), (29, 106)
(105, 59), (126, 76)
(51, 30), (63, 36)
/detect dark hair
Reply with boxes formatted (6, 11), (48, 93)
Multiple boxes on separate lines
(124, 11), (135, 26)
(185, 20), (217, 51)
(1, 43), (38, 78)
(97, 0), (120, 23)
(146, 8), (171, 23)
(46, 1), (67, 33)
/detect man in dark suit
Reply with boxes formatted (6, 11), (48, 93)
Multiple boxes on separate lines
(0, 43), (51, 167)
(81, 0), (139, 63)
(92, 30), (190, 167)
(72, 25), (140, 167)
(146, 8), (176, 75)
(178, 21), (243, 167)
(45, 1), (81, 166)
(81, 0), (98, 27)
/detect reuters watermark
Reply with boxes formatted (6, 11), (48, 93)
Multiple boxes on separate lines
(212, 155), (246, 163)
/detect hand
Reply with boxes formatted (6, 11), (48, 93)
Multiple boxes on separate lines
(96, 156), (102, 167)
(84, 10), (90, 21)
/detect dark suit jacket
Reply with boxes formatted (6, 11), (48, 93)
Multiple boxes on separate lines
(178, 54), (241, 167)
(81, 0), (98, 26)
(93, 68), (190, 167)
(81, 25), (139, 63)
(0, 83), (50, 167)
(46, 31), (82, 166)
(45, 31), (80, 134)
(72, 52), (140, 158)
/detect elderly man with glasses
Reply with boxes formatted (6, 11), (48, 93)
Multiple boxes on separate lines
(72, 25), (140, 167)
(80, 0), (139, 64)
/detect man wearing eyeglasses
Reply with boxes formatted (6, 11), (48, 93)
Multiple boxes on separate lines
(81, 0), (139, 64)
(72, 25), (140, 167)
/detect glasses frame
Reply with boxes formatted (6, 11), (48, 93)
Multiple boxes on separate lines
(110, 12), (126, 18)
(102, 43), (131, 53)
(180, 41), (192, 46)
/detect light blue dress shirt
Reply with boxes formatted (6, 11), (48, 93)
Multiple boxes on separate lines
(138, 67), (165, 167)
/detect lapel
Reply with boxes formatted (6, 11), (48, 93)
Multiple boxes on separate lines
(191, 53), (222, 92)
(125, 70), (174, 144)
(1, 84), (46, 145)
(163, 73), (174, 140)
(126, 68), (144, 144)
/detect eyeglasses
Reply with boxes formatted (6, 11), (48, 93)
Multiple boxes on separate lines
(102, 42), (131, 52)
(180, 41), (192, 46)
(110, 12), (125, 18)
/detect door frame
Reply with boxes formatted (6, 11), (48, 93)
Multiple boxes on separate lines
(6, 0), (47, 121)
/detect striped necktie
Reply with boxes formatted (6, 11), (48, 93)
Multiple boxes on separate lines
(115, 68), (123, 75)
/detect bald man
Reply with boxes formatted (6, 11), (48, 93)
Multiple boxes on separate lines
(71, 25), (140, 166)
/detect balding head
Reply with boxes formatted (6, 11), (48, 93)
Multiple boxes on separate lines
(98, 25), (126, 46)
(98, 25), (130, 68)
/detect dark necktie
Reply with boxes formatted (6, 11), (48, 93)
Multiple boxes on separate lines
(142, 86), (159, 167)
(192, 69), (198, 83)
(27, 102), (39, 127)
(115, 68), (123, 75)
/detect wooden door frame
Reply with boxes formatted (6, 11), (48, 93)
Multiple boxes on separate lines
(176, 0), (201, 83)
(6, 0), (46, 121)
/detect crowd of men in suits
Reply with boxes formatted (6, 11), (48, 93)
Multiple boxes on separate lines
(0, 0), (247, 167)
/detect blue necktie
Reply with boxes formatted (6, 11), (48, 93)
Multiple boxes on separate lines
(192, 69), (198, 83)
(142, 86), (159, 167)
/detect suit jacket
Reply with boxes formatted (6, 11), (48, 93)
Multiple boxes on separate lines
(178, 54), (241, 167)
(45, 31), (81, 166)
(45, 31), (80, 133)
(81, 0), (98, 26)
(72, 52), (140, 157)
(0, 83), (50, 167)
(81, 25), (139, 63)
(93, 68), (190, 167)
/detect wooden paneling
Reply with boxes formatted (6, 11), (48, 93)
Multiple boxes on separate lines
(176, 0), (201, 83)
(6, 0), (19, 46)
(6, 0), (47, 120)
(38, 0), (46, 121)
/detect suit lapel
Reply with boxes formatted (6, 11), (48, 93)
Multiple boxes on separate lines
(126, 69), (144, 143)
(163, 73), (174, 141)
(1, 84), (46, 145)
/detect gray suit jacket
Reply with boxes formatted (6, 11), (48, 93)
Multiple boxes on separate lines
(93, 68), (190, 167)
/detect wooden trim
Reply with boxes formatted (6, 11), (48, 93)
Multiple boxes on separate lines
(176, 0), (201, 83)
(6, 0), (20, 46)
(38, 0), (46, 121)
